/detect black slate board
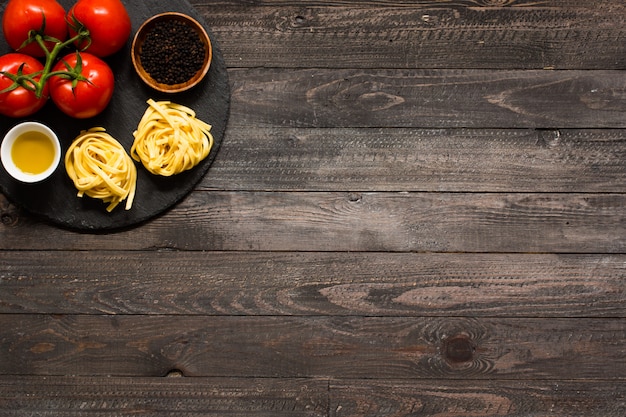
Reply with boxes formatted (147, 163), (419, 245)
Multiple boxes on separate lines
(0, 0), (230, 231)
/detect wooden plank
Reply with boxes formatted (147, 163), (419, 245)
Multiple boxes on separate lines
(330, 379), (626, 417)
(1, 376), (623, 417)
(228, 68), (626, 128)
(1, 192), (625, 253)
(0, 376), (328, 417)
(0, 315), (623, 379)
(193, 0), (626, 70)
(204, 127), (626, 193)
(1, 252), (624, 318)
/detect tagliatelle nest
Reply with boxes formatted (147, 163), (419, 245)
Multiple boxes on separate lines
(130, 99), (213, 176)
(65, 127), (137, 212)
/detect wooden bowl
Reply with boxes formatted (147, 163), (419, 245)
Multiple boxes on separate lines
(131, 12), (212, 93)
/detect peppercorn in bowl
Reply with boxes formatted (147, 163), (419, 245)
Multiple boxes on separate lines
(131, 12), (212, 93)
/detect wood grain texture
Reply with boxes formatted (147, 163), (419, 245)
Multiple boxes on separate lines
(204, 127), (626, 192)
(1, 191), (625, 252)
(1, 376), (623, 417)
(0, 252), (623, 317)
(195, 0), (626, 70)
(0, 376), (328, 417)
(330, 379), (626, 417)
(0, 315), (624, 379)
(228, 68), (626, 128)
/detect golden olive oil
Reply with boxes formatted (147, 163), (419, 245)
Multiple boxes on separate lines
(11, 131), (56, 174)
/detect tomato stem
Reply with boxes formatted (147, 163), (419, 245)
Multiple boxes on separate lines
(1, 29), (91, 99)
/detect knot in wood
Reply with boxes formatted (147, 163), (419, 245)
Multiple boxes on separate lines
(1, 211), (18, 226)
(348, 193), (362, 203)
(443, 335), (475, 364)
(0, 196), (19, 226)
(537, 129), (561, 148)
(165, 369), (184, 378)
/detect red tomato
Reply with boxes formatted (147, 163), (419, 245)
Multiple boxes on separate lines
(0, 53), (49, 118)
(49, 52), (114, 119)
(2, 0), (67, 57)
(67, 0), (131, 57)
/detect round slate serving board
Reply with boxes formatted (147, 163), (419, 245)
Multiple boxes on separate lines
(0, 0), (230, 231)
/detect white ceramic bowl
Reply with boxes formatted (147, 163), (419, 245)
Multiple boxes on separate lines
(1, 121), (61, 183)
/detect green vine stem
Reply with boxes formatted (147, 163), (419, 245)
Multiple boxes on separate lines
(1, 28), (91, 99)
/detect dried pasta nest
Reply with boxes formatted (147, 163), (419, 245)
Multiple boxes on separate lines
(65, 128), (137, 212)
(131, 99), (214, 176)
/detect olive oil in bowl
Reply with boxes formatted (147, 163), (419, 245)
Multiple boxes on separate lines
(1, 122), (61, 183)
(11, 131), (57, 175)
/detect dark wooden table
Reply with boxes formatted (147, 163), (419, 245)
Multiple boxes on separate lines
(1, 0), (625, 415)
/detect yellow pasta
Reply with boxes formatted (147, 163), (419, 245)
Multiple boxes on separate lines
(130, 99), (214, 176)
(65, 128), (137, 212)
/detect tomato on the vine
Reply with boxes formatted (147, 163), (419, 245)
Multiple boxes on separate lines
(67, 0), (131, 57)
(2, 0), (67, 57)
(49, 52), (114, 119)
(0, 53), (49, 118)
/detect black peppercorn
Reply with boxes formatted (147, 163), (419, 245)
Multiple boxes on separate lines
(140, 19), (205, 85)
